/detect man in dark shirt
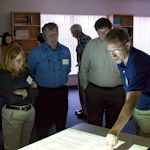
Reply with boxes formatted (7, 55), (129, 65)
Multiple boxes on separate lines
(105, 28), (150, 149)
(70, 24), (91, 118)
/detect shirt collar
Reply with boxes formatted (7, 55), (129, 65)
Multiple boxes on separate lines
(123, 55), (129, 66)
(44, 42), (60, 51)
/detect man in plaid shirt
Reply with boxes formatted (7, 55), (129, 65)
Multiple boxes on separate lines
(70, 24), (91, 119)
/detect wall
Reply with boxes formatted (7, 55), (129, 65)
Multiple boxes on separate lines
(1, 0), (150, 85)
(1, 0), (150, 34)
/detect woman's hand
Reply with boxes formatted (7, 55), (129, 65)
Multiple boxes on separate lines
(14, 89), (27, 97)
(30, 81), (37, 88)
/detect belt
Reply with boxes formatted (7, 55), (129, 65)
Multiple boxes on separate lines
(90, 82), (122, 90)
(38, 85), (66, 89)
(6, 104), (32, 111)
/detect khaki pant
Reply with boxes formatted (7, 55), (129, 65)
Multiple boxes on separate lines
(2, 106), (35, 150)
(133, 108), (150, 138)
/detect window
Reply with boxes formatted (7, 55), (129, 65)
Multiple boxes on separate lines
(133, 16), (150, 55)
(41, 14), (104, 74)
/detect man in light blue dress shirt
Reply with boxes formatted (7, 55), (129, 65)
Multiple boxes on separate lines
(28, 22), (71, 140)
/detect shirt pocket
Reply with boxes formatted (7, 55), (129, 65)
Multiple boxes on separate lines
(48, 56), (62, 71)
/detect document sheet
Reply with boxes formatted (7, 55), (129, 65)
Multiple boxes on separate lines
(19, 128), (148, 150)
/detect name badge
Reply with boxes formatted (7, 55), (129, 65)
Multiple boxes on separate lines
(62, 59), (69, 65)
(26, 75), (33, 85)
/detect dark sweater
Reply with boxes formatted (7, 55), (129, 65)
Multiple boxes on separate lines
(0, 69), (38, 106)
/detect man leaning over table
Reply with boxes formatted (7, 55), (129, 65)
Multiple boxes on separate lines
(105, 28), (150, 150)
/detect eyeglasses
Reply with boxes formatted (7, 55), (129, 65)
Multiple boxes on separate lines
(107, 49), (121, 55)
(13, 58), (23, 64)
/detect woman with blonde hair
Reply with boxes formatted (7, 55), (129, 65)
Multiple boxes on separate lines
(0, 43), (38, 150)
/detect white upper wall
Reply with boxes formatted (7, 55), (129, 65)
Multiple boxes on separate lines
(1, 0), (150, 33)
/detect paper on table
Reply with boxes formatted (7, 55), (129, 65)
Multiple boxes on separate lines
(19, 128), (124, 150)
(128, 144), (148, 150)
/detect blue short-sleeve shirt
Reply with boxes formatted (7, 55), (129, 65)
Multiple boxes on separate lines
(118, 47), (150, 110)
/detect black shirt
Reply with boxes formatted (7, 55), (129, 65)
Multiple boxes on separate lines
(0, 69), (38, 106)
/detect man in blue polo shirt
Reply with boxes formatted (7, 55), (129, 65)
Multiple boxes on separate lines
(104, 28), (150, 149)
(28, 22), (71, 140)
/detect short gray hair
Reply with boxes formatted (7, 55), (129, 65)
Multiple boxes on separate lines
(42, 22), (58, 33)
(70, 24), (82, 32)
